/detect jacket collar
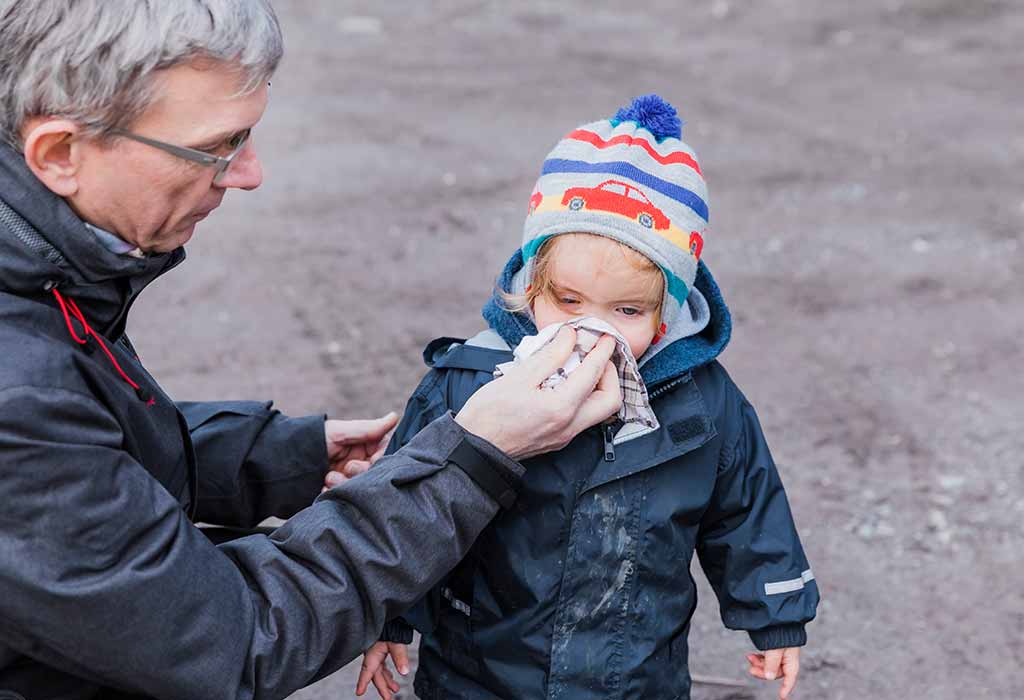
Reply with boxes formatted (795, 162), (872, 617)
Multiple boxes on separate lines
(0, 142), (184, 333)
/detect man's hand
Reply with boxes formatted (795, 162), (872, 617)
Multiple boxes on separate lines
(454, 327), (622, 460)
(355, 641), (410, 699)
(747, 647), (800, 699)
(323, 413), (399, 490)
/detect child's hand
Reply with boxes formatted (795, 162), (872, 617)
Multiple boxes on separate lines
(355, 641), (410, 699)
(746, 647), (800, 699)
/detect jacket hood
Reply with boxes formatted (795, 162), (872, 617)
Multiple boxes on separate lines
(481, 249), (732, 388)
(0, 142), (183, 332)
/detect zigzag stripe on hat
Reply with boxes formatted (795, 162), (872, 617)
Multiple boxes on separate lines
(565, 129), (703, 174)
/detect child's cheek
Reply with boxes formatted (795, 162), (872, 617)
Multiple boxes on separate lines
(532, 297), (570, 330)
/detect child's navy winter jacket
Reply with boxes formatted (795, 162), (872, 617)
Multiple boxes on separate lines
(382, 255), (819, 700)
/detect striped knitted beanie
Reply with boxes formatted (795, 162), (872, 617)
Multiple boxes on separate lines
(513, 94), (711, 363)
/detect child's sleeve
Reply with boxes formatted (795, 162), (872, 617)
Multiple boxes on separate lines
(378, 368), (452, 643)
(696, 389), (819, 651)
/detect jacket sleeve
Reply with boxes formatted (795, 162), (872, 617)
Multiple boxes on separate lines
(177, 400), (328, 526)
(0, 385), (521, 700)
(695, 386), (819, 651)
(378, 369), (451, 642)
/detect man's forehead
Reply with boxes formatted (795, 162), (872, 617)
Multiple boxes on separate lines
(137, 63), (269, 140)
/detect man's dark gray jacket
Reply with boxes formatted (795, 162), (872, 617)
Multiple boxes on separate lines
(0, 143), (522, 700)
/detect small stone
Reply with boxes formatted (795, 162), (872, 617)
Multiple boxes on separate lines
(831, 29), (854, 46)
(442, 172), (457, 186)
(911, 237), (932, 253)
(927, 509), (948, 532)
(711, 0), (731, 19)
(338, 16), (382, 35)
(884, 434), (904, 447)
(325, 341), (342, 355)
(875, 522), (895, 538)
(938, 474), (966, 491)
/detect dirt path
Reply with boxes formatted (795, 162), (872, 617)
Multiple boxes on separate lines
(131, 1), (1023, 697)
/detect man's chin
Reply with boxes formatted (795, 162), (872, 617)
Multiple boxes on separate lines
(148, 223), (196, 254)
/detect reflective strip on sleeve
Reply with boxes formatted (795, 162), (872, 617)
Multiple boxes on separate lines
(764, 569), (815, 596)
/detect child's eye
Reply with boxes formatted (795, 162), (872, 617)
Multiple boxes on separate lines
(559, 297), (579, 305)
(619, 307), (642, 317)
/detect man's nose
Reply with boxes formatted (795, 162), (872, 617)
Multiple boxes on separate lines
(216, 142), (263, 191)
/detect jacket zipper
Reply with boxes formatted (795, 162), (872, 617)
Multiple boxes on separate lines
(647, 373), (691, 400)
(602, 422), (616, 462)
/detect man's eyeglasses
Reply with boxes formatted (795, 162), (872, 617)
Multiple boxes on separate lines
(110, 127), (252, 185)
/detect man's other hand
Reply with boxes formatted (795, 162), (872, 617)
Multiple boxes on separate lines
(323, 413), (399, 490)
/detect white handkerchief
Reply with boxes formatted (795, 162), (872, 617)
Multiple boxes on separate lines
(494, 317), (659, 445)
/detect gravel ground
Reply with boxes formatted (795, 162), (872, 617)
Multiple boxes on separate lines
(129, 1), (1024, 698)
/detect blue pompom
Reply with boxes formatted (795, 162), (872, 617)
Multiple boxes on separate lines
(613, 94), (683, 140)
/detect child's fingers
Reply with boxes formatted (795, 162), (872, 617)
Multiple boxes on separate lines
(369, 664), (397, 700)
(762, 648), (784, 681)
(370, 668), (393, 700)
(388, 642), (411, 675)
(779, 649), (800, 700)
(372, 663), (400, 700)
(356, 645), (386, 696)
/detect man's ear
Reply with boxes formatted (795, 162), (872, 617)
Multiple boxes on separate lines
(20, 119), (85, 197)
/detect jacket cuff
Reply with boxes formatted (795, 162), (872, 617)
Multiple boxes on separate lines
(444, 412), (524, 509)
(286, 413), (330, 473)
(380, 619), (415, 644)
(749, 623), (807, 651)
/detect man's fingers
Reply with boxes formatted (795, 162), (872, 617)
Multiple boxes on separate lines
(329, 413), (399, 445)
(369, 429), (395, 463)
(343, 459), (371, 478)
(520, 326), (578, 385)
(762, 648), (783, 681)
(557, 334), (616, 399)
(565, 357), (621, 433)
(388, 643), (411, 675)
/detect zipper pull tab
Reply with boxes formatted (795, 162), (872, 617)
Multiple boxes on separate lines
(603, 423), (616, 462)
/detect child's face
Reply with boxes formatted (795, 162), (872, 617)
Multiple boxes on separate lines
(532, 235), (661, 360)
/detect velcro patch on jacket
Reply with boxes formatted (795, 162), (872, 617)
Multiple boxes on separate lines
(667, 415), (711, 444)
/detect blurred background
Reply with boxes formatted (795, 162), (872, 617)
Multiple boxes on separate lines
(130, 1), (1023, 698)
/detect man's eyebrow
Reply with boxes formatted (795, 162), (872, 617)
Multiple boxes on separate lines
(187, 127), (246, 149)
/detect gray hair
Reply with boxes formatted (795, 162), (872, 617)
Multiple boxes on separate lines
(0, 0), (283, 148)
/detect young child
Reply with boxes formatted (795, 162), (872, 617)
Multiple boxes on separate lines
(357, 95), (818, 700)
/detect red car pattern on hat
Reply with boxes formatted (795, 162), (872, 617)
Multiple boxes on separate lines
(561, 179), (670, 230)
(528, 190), (543, 214)
(688, 231), (704, 260)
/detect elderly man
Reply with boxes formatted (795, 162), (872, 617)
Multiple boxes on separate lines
(0, 2), (620, 699)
